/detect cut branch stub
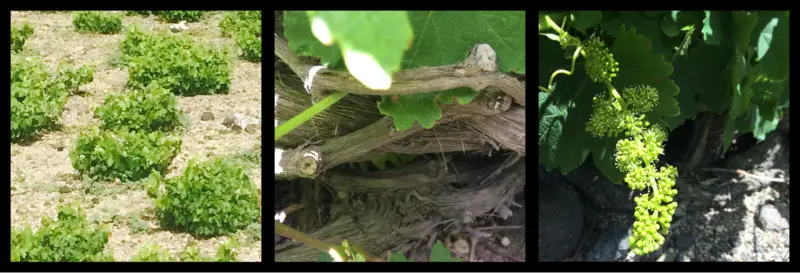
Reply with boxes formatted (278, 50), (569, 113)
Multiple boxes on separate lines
(276, 146), (322, 179)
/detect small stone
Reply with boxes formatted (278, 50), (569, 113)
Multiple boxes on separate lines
(454, 239), (470, 255)
(58, 186), (71, 194)
(222, 115), (235, 127)
(245, 123), (261, 134)
(201, 111), (215, 121)
(757, 204), (790, 231)
(51, 141), (66, 151)
(501, 237), (510, 246)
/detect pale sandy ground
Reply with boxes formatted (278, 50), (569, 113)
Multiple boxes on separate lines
(10, 11), (262, 261)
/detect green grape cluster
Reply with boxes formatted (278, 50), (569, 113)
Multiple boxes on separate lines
(622, 85), (659, 114)
(585, 84), (678, 255)
(583, 36), (619, 83)
(629, 165), (678, 255)
(586, 95), (627, 137)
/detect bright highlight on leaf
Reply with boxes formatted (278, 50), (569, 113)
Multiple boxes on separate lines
(343, 49), (392, 90)
(310, 17), (333, 46)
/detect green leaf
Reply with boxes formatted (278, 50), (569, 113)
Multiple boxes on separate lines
(429, 241), (458, 262)
(722, 11), (759, 152)
(538, 63), (596, 174)
(404, 11), (525, 73)
(619, 12), (668, 56)
(387, 251), (411, 262)
(283, 11), (343, 67)
(378, 93), (442, 131)
(306, 11), (413, 90)
(660, 16), (680, 38)
(753, 13), (789, 81)
(592, 136), (625, 185)
(571, 11), (602, 33)
(436, 88), (478, 105)
(611, 26), (673, 88)
(701, 11), (723, 45)
(753, 105), (780, 141)
(379, 11), (525, 130)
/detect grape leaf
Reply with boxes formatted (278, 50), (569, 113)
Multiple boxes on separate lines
(538, 66), (598, 174)
(307, 11), (413, 90)
(753, 12), (789, 81)
(283, 11), (342, 67)
(380, 11), (525, 130)
(611, 26), (674, 87)
(317, 251), (334, 262)
(387, 251), (411, 262)
(591, 136), (625, 184)
(722, 11), (759, 153)
(404, 11), (525, 73)
(430, 240), (460, 262)
(611, 25), (679, 127)
(619, 12), (668, 56)
(571, 11), (602, 34)
(753, 105), (780, 141)
(701, 11), (723, 45)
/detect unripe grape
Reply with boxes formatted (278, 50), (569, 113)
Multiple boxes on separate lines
(622, 85), (659, 114)
(583, 37), (619, 83)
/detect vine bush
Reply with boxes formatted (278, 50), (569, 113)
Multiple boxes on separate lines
(220, 11), (262, 62)
(94, 82), (185, 133)
(11, 22), (34, 52)
(146, 157), (260, 237)
(69, 127), (182, 183)
(11, 203), (114, 262)
(125, 10), (206, 23)
(539, 11), (789, 256)
(11, 56), (94, 142)
(120, 25), (231, 96)
(72, 11), (123, 34)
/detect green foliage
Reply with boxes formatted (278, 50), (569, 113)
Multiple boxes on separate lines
(11, 203), (114, 262)
(11, 56), (94, 142)
(131, 244), (175, 261)
(147, 157), (260, 237)
(155, 10), (205, 23)
(126, 10), (153, 16)
(95, 82), (184, 133)
(379, 11), (526, 130)
(72, 11), (123, 34)
(539, 10), (790, 257)
(220, 11), (262, 62)
(120, 25), (231, 96)
(11, 23), (34, 53)
(125, 10), (205, 22)
(215, 239), (240, 262)
(220, 11), (261, 37)
(69, 127), (182, 183)
(283, 11), (524, 131)
(179, 243), (212, 262)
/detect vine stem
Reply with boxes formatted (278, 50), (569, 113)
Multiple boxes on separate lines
(604, 81), (626, 112)
(543, 45), (583, 93)
(274, 221), (384, 262)
(275, 91), (348, 141)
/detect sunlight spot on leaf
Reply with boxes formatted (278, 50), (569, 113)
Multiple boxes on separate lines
(311, 17), (334, 46)
(343, 49), (392, 90)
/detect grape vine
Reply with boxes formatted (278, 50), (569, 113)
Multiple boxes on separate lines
(539, 11), (789, 258)
(540, 14), (678, 255)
